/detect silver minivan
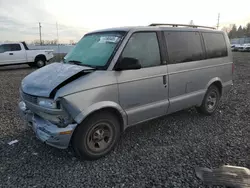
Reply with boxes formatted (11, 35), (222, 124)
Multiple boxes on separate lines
(19, 24), (233, 160)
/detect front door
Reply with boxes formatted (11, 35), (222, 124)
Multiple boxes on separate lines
(0, 44), (25, 65)
(116, 32), (169, 125)
(0, 44), (12, 65)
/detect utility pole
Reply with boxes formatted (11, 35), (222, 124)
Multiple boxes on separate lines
(56, 22), (60, 59)
(39, 22), (42, 45)
(216, 13), (220, 30)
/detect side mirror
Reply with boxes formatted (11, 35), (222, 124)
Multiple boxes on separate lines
(115, 57), (141, 71)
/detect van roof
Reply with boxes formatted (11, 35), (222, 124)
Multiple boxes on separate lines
(88, 24), (223, 34)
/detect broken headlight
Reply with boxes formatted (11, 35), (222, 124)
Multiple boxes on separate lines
(37, 98), (59, 109)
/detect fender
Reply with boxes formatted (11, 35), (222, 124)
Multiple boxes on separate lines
(74, 101), (128, 129)
(205, 77), (222, 90)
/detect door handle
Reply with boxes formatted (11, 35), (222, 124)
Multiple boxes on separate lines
(9, 53), (13, 55)
(163, 75), (167, 87)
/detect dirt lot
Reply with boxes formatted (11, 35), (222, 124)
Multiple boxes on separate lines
(0, 53), (249, 187)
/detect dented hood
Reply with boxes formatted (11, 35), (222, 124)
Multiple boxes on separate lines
(21, 62), (93, 97)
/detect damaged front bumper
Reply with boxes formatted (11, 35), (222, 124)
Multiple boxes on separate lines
(19, 101), (77, 149)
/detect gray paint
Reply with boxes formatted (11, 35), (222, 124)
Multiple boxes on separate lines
(21, 62), (93, 97)
(19, 101), (77, 149)
(115, 65), (169, 125)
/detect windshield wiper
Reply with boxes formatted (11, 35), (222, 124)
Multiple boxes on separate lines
(68, 60), (83, 65)
(67, 60), (97, 69)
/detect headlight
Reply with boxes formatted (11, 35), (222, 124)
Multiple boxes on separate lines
(37, 98), (58, 109)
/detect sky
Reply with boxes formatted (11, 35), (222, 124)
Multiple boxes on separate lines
(1, 0), (250, 43)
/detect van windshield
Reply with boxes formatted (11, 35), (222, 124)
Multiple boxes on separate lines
(64, 31), (125, 69)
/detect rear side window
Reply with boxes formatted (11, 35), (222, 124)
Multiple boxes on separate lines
(164, 31), (204, 64)
(10, 44), (21, 51)
(202, 32), (228, 58)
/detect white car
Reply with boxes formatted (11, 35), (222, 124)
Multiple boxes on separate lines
(238, 43), (250, 52)
(0, 42), (54, 68)
(231, 44), (242, 51)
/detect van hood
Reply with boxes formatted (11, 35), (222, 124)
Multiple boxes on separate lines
(21, 62), (94, 97)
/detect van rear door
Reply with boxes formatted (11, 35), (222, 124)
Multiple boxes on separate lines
(164, 31), (207, 113)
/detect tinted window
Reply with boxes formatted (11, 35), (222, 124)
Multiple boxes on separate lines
(202, 32), (228, 58)
(164, 31), (204, 64)
(0, 44), (11, 53)
(10, 44), (21, 51)
(0, 45), (4, 53)
(121, 32), (161, 68)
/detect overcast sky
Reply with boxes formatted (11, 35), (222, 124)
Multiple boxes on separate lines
(1, 0), (250, 43)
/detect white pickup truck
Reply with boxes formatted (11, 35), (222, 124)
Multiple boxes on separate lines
(0, 42), (54, 68)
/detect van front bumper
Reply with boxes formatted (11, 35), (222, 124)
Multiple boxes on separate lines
(19, 101), (77, 149)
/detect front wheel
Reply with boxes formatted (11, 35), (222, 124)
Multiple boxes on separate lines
(196, 85), (221, 115)
(72, 111), (121, 160)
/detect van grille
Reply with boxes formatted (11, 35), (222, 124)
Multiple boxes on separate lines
(21, 92), (37, 104)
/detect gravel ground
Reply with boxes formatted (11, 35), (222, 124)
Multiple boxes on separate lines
(0, 53), (250, 188)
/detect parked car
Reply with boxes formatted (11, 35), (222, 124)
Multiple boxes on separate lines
(0, 42), (54, 68)
(19, 24), (233, 160)
(244, 47), (250, 52)
(238, 43), (250, 52)
(231, 44), (241, 51)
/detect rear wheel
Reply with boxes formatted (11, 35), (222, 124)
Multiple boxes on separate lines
(35, 59), (46, 68)
(72, 111), (121, 160)
(196, 85), (220, 115)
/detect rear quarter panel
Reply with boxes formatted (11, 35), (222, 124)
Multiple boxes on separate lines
(26, 50), (53, 62)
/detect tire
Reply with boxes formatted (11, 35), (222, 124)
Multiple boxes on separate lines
(72, 111), (121, 160)
(35, 58), (46, 68)
(196, 85), (221, 115)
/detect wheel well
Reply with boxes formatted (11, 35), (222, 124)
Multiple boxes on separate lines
(211, 81), (222, 96)
(81, 107), (124, 131)
(35, 54), (46, 62)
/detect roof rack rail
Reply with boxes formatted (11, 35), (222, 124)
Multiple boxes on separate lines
(149, 23), (216, 30)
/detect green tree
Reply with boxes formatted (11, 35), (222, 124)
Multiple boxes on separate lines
(237, 25), (244, 37)
(243, 27), (247, 36)
(245, 23), (250, 37)
(228, 24), (237, 39)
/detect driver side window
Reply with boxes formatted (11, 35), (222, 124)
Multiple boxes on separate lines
(121, 32), (161, 68)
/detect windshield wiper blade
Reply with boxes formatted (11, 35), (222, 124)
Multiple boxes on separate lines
(68, 60), (96, 69)
(68, 60), (83, 65)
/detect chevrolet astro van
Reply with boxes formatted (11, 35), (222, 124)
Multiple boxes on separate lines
(19, 24), (233, 160)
